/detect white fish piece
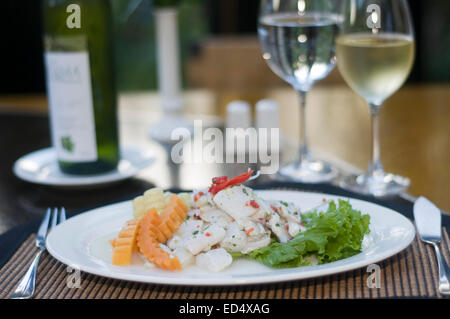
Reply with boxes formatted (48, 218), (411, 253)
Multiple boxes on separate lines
(220, 223), (247, 252)
(175, 219), (203, 238)
(241, 235), (271, 254)
(198, 204), (214, 213)
(196, 248), (233, 272)
(159, 243), (171, 253)
(287, 222), (301, 237)
(193, 191), (209, 208)
(184, 224), (226, 255)
(271, 200), (302, 223)
(235, 218), (266, 238)
(184, 236), (208, 255)
(173, 247), (195, 268)
(200, 208), (232, 228)
(167, 235), (184, 250)
(268, 213), (291, 243)
(213, 185), (259, 220)
(206, 191), (217, 206)
(187, 209), (201, 218)
(250, 199), (272, 222)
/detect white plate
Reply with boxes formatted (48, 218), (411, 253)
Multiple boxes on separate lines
(13, 146), (155, 188)
(46, 190), (416, 286)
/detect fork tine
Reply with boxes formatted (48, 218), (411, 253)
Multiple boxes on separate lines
(59, 207), (66, 223)
(36, 208), (51, 240)
(50, 208), (58, 231)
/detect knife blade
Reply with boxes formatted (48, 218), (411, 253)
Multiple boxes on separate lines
(413, 196), (450, 295)
(414, 196), (441, 242)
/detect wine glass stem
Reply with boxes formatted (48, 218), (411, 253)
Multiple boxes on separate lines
(369, 103), (383, 176)
(298, 90), (309, 163)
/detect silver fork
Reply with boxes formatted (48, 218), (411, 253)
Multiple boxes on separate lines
(10, 207), (66, 299)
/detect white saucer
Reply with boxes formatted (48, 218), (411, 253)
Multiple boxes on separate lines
(13, 146), (155, 188)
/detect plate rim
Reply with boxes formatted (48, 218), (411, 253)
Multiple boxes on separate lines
(13, 146), (155, 187)
(46, 190), (416, 286)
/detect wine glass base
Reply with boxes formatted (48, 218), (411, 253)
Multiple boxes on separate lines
(278, 160), (338, 184)
(339, 172), (410, 197)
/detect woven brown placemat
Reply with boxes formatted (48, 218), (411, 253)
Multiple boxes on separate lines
(1, 228), (449, 299)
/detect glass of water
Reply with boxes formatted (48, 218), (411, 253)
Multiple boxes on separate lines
(336, 0), (415, 196)
(258, 0), (342, 183)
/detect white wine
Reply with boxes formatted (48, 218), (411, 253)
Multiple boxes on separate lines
(43, 0), (120, 175)
(336, 33), (415, 105)
(258, 13), (341, 92)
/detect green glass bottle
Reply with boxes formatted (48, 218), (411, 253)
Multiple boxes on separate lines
(43, 0), (119, 175)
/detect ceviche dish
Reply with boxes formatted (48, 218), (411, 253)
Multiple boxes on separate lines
(109, 170), (371, 272)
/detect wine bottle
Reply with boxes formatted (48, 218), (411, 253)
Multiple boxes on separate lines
(42, 0), (119, 175)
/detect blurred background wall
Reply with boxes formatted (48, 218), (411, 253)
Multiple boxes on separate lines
(0, 0), (449, 95)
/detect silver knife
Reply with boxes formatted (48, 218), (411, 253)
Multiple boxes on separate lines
(414, 197), (450, 295)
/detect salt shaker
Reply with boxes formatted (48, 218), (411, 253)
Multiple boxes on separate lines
(225, 101), (255, 176)
(226, 100), (251, 129)
(255, 99), (279, 130)
(255, 99), (281, 177)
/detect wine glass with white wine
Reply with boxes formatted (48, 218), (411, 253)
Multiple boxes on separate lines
(336, 0), (415, 196)
(258, 0), (342, 183)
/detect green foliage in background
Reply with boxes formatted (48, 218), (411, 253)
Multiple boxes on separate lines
(111, 0), (207, 92)
(421, 2), (450, 82)
(154, 0), (182, 6)
(154, 0), (203, 7)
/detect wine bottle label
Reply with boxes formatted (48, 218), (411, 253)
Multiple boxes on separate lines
(45, 51), (98, 163)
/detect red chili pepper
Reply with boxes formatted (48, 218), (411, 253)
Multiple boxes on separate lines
(270, 205), (278, 212)
(212, 176), (228, 184)
(208, 170), (254, 195)
(286, 225), (290, 231)
(245, 228), (254, 235)
(249, 200), (259, 209)
(205, 232), (211, 237)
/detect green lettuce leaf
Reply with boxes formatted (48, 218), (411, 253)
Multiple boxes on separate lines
(246, 199), (371, 268)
